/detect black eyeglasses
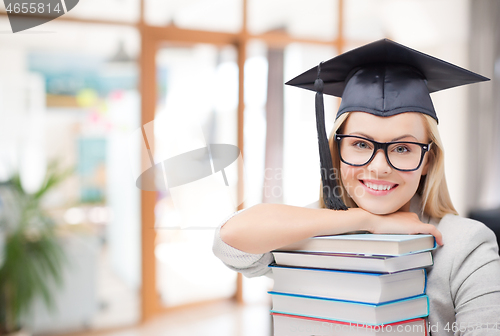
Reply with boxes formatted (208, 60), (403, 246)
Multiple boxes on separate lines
(334, 134), (432, 172)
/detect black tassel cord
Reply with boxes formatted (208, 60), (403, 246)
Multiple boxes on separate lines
(314, 63), (348, 210)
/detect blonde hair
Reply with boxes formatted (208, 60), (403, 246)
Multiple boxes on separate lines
(319, 112), (458, 219)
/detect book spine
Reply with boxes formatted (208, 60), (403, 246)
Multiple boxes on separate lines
(269, 291), (429, 307)
(423, 268), (428, 294)
(272, 312), (428, 330)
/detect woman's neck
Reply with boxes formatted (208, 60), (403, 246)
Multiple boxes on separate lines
(399, 200), (412, 212)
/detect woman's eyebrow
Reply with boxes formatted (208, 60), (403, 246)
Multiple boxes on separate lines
(349, 132), (374, 139)
(349, 132), (418, 141)
(391, 134), (418, 141)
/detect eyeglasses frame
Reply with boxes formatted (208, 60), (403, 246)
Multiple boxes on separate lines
(334, 134), (432, 172)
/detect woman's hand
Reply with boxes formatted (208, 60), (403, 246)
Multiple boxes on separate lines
(364, 209), (443, 246)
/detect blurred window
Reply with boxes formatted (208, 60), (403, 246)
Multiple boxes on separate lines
(145, 0), (243, 32)
(154, 44), (238, 307)
(248, 0), (338, 41)
(65, 0), (140, 23)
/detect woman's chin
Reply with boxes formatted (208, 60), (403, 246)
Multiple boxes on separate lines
(367, 208), (396, 215)
(353, 199), (403, 215)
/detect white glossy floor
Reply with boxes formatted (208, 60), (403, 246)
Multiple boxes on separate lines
(71, 301), (272, 336)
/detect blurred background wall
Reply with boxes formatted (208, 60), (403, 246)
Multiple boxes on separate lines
(0, 0), (498, 335)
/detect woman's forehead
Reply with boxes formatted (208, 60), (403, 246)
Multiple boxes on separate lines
(342, 112), (427, 141)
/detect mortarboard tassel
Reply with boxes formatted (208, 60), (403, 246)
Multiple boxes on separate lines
(315, 62), (348, 211)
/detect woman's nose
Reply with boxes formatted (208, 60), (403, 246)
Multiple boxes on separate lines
(367, 149), (391, 175)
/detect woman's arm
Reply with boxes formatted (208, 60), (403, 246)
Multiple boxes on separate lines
(221, 203), (442, 254)
(213, 209), (274, 278)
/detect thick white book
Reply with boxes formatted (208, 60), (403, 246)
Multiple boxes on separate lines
(269, 292), (429, 326)
(272, 313), (427, 336)
(270, 265), (426, 304)
(275, 234), (436, 256)
(272, 251), (433, 273)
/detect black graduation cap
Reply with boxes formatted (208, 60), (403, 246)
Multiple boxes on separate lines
(285, 38), (489, 210)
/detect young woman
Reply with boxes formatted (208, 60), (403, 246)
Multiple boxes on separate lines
(213, 39), (500, 335)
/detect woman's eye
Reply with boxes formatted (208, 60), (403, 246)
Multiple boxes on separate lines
(353, 141), (371, 149)
(394, 145), (410, 153)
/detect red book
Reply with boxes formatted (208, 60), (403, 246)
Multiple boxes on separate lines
(272, 312), (427, 336)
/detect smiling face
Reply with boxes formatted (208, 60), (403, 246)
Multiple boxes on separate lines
(338, 112), (430, 215)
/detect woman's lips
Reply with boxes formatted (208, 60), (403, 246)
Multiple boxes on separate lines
(359, 179), (398, 196)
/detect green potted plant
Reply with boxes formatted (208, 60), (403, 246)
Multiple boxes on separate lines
(0, 162), (71, 334)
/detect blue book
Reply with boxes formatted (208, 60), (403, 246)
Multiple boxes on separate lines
(270, 265), (427, 304)
(269, 291), (429, 326)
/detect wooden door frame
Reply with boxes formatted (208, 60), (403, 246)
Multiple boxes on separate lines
(138, 24), (248, 322)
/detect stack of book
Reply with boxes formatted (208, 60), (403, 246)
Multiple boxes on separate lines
(269, 234), (436, 335)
